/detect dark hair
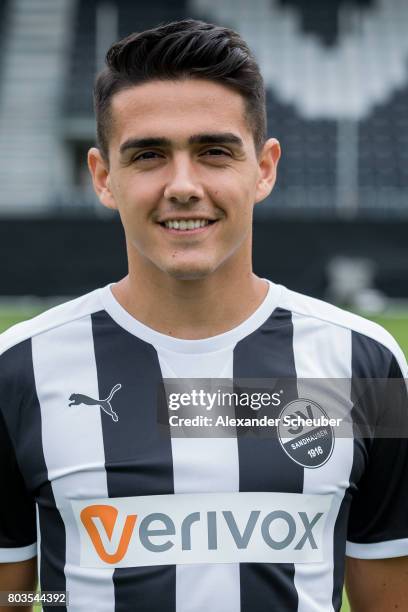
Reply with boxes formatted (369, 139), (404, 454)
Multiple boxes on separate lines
(94, 18), (267, 161)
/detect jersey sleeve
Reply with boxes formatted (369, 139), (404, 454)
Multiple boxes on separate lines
(346, 341), (408, 559)
(0, 348), (37, 562)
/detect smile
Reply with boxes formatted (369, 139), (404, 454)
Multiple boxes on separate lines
(159, 219), (217, 234)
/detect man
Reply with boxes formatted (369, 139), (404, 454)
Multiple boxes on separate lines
(0, 18), (407, 612)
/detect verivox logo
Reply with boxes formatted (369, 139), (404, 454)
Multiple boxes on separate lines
(80, 505), (137, 564)
(72, 492), (332, 568)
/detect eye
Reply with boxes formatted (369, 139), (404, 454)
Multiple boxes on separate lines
(202, 148), (231, 157)
(133, 151), (163, 161)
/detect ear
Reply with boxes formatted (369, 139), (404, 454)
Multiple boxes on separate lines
(87, 147), (118, 210)
(254, 138), (281, 204)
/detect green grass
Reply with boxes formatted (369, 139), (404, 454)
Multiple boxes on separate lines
(3, 305), (406, 612)
(362, 314), (408, 358)
(0, 308), (44, 332)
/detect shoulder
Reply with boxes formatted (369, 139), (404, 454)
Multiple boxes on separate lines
(276, 284), (407, 377)
(0, 287), (104, 360)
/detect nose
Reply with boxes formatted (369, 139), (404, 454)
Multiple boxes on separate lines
(163, 154), (205, 204)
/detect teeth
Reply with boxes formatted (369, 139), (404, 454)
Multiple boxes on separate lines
(164, 219), (211, 230)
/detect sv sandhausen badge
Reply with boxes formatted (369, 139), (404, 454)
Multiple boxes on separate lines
(277, 399), (335, 468)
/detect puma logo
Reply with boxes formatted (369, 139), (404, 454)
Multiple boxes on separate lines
(69, 384), (122, 422)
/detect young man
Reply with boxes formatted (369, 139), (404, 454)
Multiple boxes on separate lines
(0, 18), (407, 612)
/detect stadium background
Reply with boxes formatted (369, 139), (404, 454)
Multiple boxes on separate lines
(0, 1), (407, 611)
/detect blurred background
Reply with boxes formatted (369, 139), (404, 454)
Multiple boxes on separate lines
(0, 0), (407, 356)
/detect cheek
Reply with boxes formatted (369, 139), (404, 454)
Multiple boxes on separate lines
(113, 177), (159, 221)
(211, 179), (254, 224)
(216, 168), (256, 201)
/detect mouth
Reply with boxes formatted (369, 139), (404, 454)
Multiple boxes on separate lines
(157, 218), (218, 235)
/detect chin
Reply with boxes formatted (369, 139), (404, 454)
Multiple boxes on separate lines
(163, 262), (215, 281)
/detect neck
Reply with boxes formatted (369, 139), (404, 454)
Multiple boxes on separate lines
(111, 257), (268, 341)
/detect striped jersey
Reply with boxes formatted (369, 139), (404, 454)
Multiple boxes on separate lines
(0, 279), (407, 612)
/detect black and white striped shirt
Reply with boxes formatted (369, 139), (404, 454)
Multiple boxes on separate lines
(0, 279), (407, 612)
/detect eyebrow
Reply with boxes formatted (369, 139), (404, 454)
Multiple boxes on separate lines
(119, 132), (244, 154)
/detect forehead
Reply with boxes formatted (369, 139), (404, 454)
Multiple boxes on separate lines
(109, 78), (252, 147)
